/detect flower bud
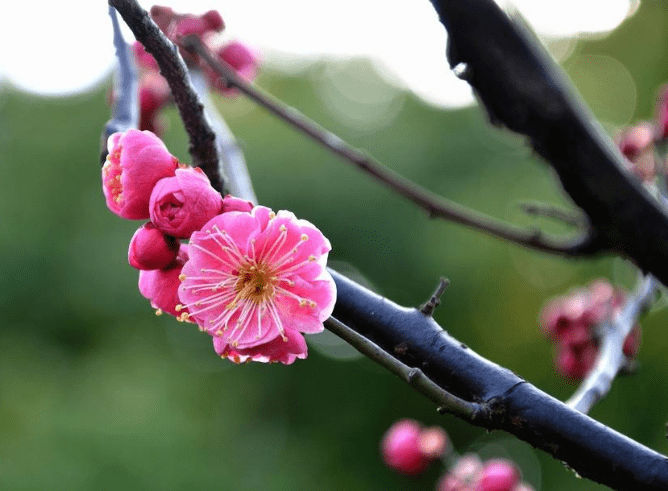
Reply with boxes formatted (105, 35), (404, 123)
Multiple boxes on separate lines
(102, 129), (179, 219)
(150, 167), (223, 238)
(129, 222), (179, 270)
(202, 10), (224, 32)
(209, 41), (259, 94)
(222, 194), (254, 213)
(381, 419), (447, 476)
(138, 246), (189, 317)
(477, 459), (520, 491)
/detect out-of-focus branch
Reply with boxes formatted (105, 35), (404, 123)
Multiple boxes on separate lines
(429, 0), (668, 287)
(101, 6), (139, 163)
(189, 70), (257, 203)
(181, 35), (597, 257)
(108, 0), (225, 193)
(567, 274), (658, 413)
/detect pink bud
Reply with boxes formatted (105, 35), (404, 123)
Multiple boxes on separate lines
(477, 459), (520, 491)
(150, 167), (223, 238)
(210, 41), (259, 94)
(222, 194), (254, 213)
(150, 5), (175, 33)
(102, 129), (179, 219)
(174, 15), (208, 38)
(202, 10), (224, 32)
(133, 41), (158, 70)
(381, 419), (438, 476)
(138, 245), (189, 317)
(623, 324), (642, 358)
(129, 222), (180, 270)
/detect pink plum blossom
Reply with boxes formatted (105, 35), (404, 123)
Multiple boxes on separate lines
(128, 222), (179, 270)
(150, 167), (223, 238)
(213, 326), (307, 365)
(102, 129), (178, 219)
(381, 419), (448, 475)
(209, 41), (259, 94)
(477, 459), (520, 491)
(139, 246), (189, 318)
(177, 206), (336, 362)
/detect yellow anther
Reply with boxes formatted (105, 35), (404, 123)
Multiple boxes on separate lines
(269, 212), (276, 219)
(301, 234), (308, 241)
(309, 301), (317, 308)
(279, 224), (287, 232)
(178, 274), (186, 281)
(299, 299), (307, 307)
(155, 309), (163, 316)
(175, 304), (183, 312)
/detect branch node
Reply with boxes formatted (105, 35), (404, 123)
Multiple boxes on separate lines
(420, 277), (450, 315)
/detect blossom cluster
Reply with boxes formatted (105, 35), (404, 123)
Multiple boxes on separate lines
(615, 84), (668, 182)
(540, 279), (641, 380)
(381, 419), (533, 491)
(129, 6), (260, 135)
(102, 129), (336, 364)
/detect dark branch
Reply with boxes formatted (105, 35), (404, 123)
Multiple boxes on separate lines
(330, 269), (668, 491)
(429, 0), (668, 286)
(182, 35), (596, 257)
(108, 0), (225, 193)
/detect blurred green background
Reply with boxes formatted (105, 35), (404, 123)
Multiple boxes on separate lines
(2, 3), (668, 490)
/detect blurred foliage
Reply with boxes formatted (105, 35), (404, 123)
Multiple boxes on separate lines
(1, 3), (668, 491)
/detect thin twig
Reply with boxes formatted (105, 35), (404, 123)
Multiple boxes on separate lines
(182, 35), (597, 257)
(109, 0), (225, 193)
(324, 317), (483, 420)
(189, 70), (258, 203)
(566, 274), (657, 413)
(420, 277), (450, 316)
(101, 6), (139, 163)
(519, 202), (587, 228)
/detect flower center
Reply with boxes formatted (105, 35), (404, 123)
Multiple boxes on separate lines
(235, 263), (276, 304)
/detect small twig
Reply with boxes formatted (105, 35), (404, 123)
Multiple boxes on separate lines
(420, 277), (450, 316)
(101, 6), (139, 163)
(189, 70), (258, 203)
(567, 274), (658, 413)
(519, 202), (587, 228)
(109, 0), (225, 193)
(324, 316), (483, 420)
(182, 35), (597, 257)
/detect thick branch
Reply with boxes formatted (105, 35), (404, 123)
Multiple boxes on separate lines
(182, 35), (595, 257)
(108, 0), (225, 193)
(330, 269), (668, 491)
(429, 0), (668, 285)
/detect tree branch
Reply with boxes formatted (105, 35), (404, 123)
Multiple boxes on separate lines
(567, 274), (658, 413)
(429, 0), (668, 286)
(101, 6), (139, 164)
(330, 269), (668, 491)
(108, 0), (225, 193)
(182, 35), (596, 257)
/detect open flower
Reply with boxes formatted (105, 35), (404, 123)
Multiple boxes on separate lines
(177, 206), (336, 362)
